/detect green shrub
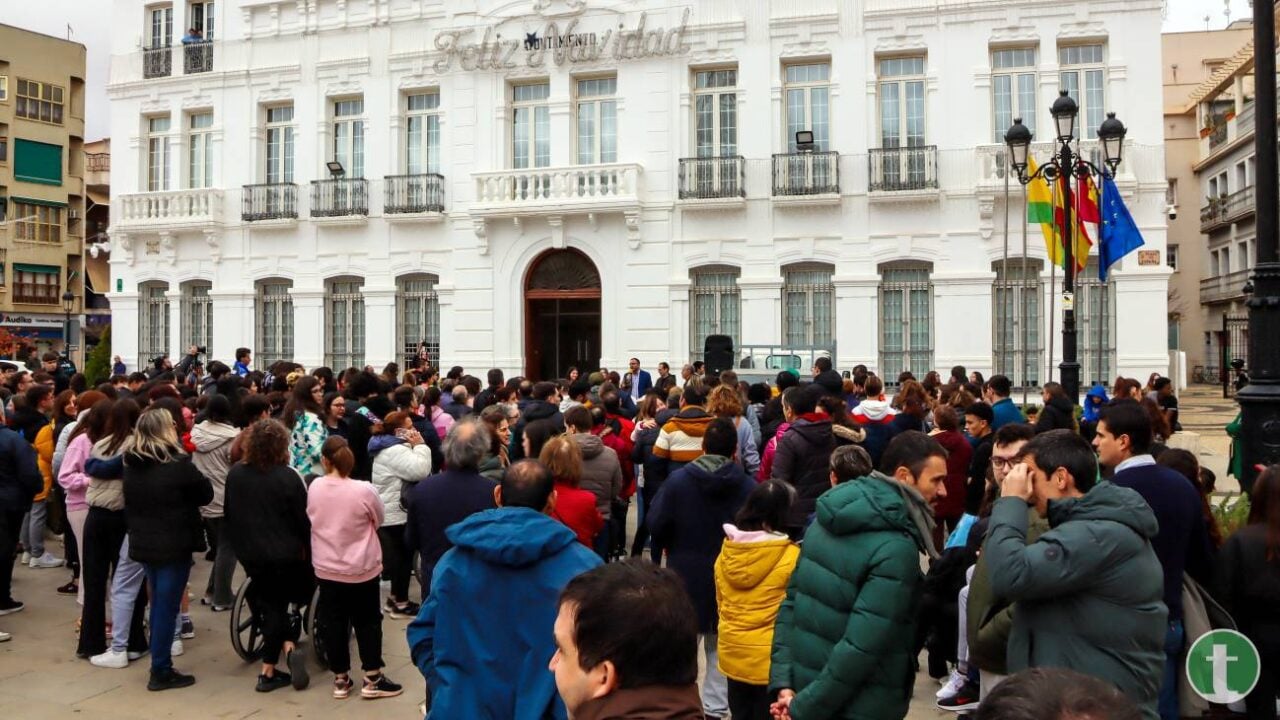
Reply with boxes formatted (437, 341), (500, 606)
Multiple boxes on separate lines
(84, 325), (112, 386)
(1213, 492), (1251, 538)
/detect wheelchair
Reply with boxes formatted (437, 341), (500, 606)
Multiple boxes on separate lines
(229, 576), (329, 668)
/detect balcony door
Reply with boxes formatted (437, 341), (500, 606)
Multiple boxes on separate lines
(524, 249), (601, 381)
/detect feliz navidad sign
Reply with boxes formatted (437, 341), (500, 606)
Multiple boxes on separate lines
(432, 9), (692, 72)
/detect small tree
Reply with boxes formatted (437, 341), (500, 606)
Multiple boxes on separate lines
(84, 325), (113, 385)
(0, 328), (32, 358)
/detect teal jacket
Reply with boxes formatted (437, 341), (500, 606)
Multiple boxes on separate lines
(985, 482), (1167, 720)
(768, 473), (931, 720)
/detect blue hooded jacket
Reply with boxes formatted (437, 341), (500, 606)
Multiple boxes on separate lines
(1082, 385), (1109, 423)
(407, 506), (601, 720)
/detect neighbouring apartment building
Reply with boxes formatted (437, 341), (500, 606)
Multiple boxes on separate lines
(0, 23), (87, 362)
(106, 0), (1171, 386)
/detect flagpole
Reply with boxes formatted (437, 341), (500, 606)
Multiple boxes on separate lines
(1020, 175), (1030, 407)
(1048, 176), (1058, 386)
(1002, 150), (1011, 388)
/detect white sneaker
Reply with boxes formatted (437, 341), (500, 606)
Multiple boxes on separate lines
(127, 650), (147, 661)
(170, 639), (184, 657)
(29, 552), (65, 569)
(0, 630), (10, 642)
(90, 649), (129, 669)
(20, 552), (31, 566)
(937, 669), (966, 700)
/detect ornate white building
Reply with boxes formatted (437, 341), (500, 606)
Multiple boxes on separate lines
(106, 0), (1170, 385)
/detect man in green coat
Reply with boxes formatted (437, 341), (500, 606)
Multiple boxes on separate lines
(985, 430), (1166, 720)
(768, 431), (947, 720)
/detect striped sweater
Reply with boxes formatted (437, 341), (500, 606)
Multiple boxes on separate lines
(653, 407), (714, 464)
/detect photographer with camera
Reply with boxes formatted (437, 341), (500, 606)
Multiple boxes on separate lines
(175, 345), (205, 380)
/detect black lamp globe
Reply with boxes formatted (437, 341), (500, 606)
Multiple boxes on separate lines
(1097, 112), (1127, 173)
(61, 290), (75, 311)
(1051, 90), (1078, 142)
(1004, 117), (1033, 176)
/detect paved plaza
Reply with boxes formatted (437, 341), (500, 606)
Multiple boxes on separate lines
(0, 385), (1238, 720)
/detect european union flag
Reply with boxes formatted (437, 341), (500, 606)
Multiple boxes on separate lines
(1098, 173), (1145, 281)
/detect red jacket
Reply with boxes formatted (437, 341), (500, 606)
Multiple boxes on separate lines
(552, 481), (604, 547)
(930, 429), (973, 520)
(598, 416), (636, 498)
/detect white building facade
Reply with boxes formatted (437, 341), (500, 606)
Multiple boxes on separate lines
(106, 0), (1171, 385)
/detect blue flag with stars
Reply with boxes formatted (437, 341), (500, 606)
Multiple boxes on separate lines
(1098, 173), (1145, 281)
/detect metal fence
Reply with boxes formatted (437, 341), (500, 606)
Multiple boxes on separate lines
(678, 156), (746, 199)
(869, 146), (938, 192)
(1221, 314), (1250, 398)
(771, 151), (840, 196)
(310, 178), (368, 217)
(242, 183), (298, 221)
(143, 45), (171, 78)
(385, 174), (446, 214)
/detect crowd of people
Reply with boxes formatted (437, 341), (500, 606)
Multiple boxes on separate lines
(0, 346), (1277, 720)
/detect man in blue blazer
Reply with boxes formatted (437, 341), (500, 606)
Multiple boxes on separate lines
(622, 357), (652, 403)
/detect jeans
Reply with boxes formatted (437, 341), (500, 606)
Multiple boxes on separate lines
(67, 508), (87, 604)
(700, 632), (729, 718)
(20, 500), (47, 557)
(376, 524), (412, 603)
(202, 517), (237, 607)
(593, 518), (613, 563)
(317, 577), (384, 674)
(0, 509), (23, 603)
(1158, 619), (1185, 720)
(79, 507), (132, 657)
(245, 563), (314, 666)
(145, 561), (192, 674)
(107, 537), (152, 655)
(727, 679), (771, 720)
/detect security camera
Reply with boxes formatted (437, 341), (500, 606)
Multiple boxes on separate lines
(1167, 204), (1177, 221)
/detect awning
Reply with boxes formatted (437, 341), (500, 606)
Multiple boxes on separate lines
(10, 196), (68, 208)
(12, 263), (59, 274)
(85, 257), (111, 296)
(87, 189), (110, 206)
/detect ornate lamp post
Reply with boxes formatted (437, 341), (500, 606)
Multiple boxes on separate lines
(1004, 91), (1126, 404)
(61, 289), (75, 364)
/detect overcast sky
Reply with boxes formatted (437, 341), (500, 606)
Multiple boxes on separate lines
(0, 0), (1259, 142)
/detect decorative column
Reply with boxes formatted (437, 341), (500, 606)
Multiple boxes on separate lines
(166, 288), (185, 359)
(932, 273), (997, 379)
(108, 292), (141, 371)
(209, 289), (256, 363)
(737, 278), (783, 352)
(833, 276), (880, 371)
(289, 287), (327, 370)
(360, 284), (398, 370)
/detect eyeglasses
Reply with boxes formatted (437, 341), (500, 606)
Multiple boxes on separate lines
(991, 457), (1018, 470)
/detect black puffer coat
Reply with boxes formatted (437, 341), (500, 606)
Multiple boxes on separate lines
(123, 452), (213, 564)
(770, 417), (835, 527)
(1034, 395), (1076, 433)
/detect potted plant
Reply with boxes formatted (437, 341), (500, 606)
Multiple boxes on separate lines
(1200, 123), (1215, 139)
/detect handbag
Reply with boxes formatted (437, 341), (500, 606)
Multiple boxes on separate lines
(1178, 572), (1237, 714)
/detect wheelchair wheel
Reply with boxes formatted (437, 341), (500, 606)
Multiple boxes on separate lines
(229, 577), (264, 662)
(304, 585), (329, 670)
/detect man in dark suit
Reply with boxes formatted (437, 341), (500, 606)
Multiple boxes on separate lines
(622, 357), (652, 404)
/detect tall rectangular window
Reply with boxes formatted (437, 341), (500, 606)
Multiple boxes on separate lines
(256, 280), (293, 369)
(575, 77), (617, 165)
(12, 264), (59, 304)
(16, 79), (65, 124)
(690, 266), (741, 354)
(147, 116), (171, 191)
(187, 112), (213, 188)
(0, 76), (8, 102)
(149, 5), (173, 47)
(181, 281), (212, 352)
(396, 274), (440, 365)
(878, 262), (933, 384)
(992, 48), (1037, 143)
(139, 281), (171, 366)
(12, 202), (62, 243)
(1078, 259), (1116, 386)
(332, 98), (364, 178)
(326, 278), (365, 370)
(1059, 44), (1105, 139)
(265, 105), (294, 183)
(782, 264), (835, 348)
(188, 1), (215, 38)
(784, 63), (831, 152)
(405, 91), (441, 174)
(693, 69), (738, 158)
(992, 259), (1043, 388)
(512, 82), (551, 170)
(878, 57), (926, 150)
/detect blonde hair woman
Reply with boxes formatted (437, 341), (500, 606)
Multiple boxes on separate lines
(706, 384), (760, 476)
(122, 408), (213, 691)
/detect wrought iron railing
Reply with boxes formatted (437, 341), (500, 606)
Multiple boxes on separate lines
(869, 146), (938, 192)
(183, 40), (214, 74)
(143, 45), (172, 79)
(12, 285), (60, 305)
(771, 151), (840, 196)
(385, 174), (446, 214)
(242, 183), (298, 221)
(310, 178), (369, 217)
(678, 156), (746, 200)
(85, 153), (110, 172)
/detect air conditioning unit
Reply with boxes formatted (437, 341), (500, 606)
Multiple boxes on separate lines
(69, 210), (80, 219)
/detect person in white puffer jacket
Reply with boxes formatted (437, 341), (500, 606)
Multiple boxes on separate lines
(369, 411), (432, 619)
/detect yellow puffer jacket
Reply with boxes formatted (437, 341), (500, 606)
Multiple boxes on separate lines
(714, 525), (800, 685)
(34, 422), (55, 502)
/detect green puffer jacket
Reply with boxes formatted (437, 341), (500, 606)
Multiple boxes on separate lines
(768, 473), (931, 720)
(965, 509), (1049, 675)
(985, 482), (1167, 720)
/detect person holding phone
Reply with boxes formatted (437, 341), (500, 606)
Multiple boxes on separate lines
(369, 411), (432, 619)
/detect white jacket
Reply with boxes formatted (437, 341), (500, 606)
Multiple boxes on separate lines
(370, 441), (433, 526)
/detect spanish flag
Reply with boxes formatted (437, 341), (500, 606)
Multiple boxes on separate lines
(1025, 156), (1097, 273)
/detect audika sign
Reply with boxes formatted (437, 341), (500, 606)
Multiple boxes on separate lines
(432, 9), (692, 72)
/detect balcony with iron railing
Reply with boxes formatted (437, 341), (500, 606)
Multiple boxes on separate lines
(677, 156), (746, 206)
(12, 284), (61, 305)
(85, 153), (110, 172)
(1201, 186), (1255, 233)
(384, 174), (446, 216)
(1201, 269), (1251, 305)
(183, 41), (214, 74)
(242, 183), (298, 222)
(771, 152), (840, 204)
(472, 163), (642, 218)
(869, 146), (939, 196)
(310, 178), (369, 219)
(115, 189), (224, 231)
(143, 45), (172, 79)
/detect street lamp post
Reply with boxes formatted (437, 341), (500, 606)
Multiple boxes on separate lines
(1004, 91), (1126, 404)
(1237, 0), (1280, 493)
(61, 289), (75, 363)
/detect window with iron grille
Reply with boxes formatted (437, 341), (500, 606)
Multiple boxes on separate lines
(396, 274), (440, 366)
(782, 263), (835, 348)
(139, 281), (171, 367)
(878, 262), (933, 383)
(1076, 258), (1117, 387)
(332, 98), (364, 178)
(265, 105), (295, 184)
(1059, 44), (1106, 140)
(784, 63), (831, 152)
(690, 266), (740, 353)
(181, 281), (212, 352)
(255, 279), (293, 369)
(992, 259), (1043, 388)
(326, 277), (365, 370)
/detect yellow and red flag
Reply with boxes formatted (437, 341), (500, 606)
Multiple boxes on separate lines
(1026, 157), (1097, 273)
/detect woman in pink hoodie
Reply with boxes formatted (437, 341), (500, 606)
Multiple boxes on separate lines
(306, 436), (403, 701)
(57, 400), (112, 605)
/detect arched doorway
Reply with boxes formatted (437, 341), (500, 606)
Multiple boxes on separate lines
(524, 249), (602, 380)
